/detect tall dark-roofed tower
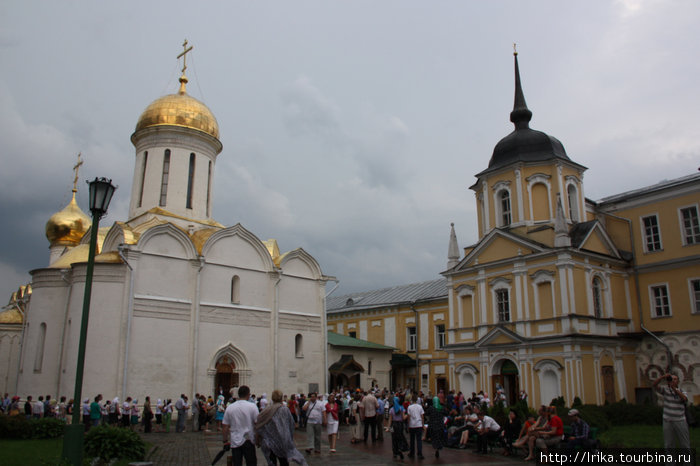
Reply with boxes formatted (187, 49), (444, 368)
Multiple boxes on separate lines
(470, 50), (587, 242)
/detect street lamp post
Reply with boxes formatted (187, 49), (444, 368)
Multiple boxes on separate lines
(62, 177), (116, 466)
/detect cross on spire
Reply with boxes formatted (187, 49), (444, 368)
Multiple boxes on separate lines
(72, 153), (83, 192)
(177, 39), (193, 75)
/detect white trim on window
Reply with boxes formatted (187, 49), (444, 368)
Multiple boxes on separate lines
(407, 326), (417, 352)
(649, 283), (672, 318)
(689, 278), (700, 315)
(678, 204), (700, 246)
(640, 213), (663, 253)
(490, 277), (512, 323)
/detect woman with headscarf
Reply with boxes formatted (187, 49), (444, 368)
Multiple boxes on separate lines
(388, 395), (409, 459)
(255, 390), (307, 466)
(155, 398), (163, 432)
(425, 396), (447, 458)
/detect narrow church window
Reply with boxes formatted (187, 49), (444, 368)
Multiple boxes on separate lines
(137, 151), (148, 208)
(295, 334), (303, 358)
(368, 360), (372, 375)
(206, 161), (212, 217)
(34, 322), (47, 372)
(592, 277), (603, 318)
(680, 206), (700, 245)
(231, 275), (240, 304)
(642, 215), (662, 252)
(159, 149), (171, 207)
(500, 190), (511, 226)
(496, 289), (510, 322)
(186, 153), (196, 209)
(349, 331), (357, 338)
(567, 184), (579, 222)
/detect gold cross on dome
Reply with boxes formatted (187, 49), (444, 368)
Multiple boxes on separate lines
(177, 39), (194, 74)
(513, 43), (518, 55)
(72, 153), (83, 192)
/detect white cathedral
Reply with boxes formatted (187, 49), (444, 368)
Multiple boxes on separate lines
(3, 49), (331, 400)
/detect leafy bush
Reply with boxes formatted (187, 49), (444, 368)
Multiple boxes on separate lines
(601, 399), (661, 425)
(31, 417), (66, 439)
(83, 425), (146, 462)
(577, 405), (611, 432)
(0, 415), (34, 439)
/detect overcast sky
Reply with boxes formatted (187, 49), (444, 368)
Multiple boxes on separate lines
(1, 1), (699, 301)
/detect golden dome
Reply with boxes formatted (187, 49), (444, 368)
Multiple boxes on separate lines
(45, 192), (91, 247)
(134, 76), (219, 139)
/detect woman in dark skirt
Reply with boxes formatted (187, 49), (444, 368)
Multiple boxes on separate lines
(500, 409), (521, 456)
(387, 395), (409, 459)
(425, 397), (447, 458)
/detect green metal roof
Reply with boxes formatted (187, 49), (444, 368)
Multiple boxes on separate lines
(327, 331), (395, 350)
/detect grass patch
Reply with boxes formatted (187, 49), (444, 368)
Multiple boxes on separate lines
(0, 437), (142, 466)
(600, 425), (700, 448)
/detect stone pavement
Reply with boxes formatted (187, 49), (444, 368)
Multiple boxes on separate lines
(141, 424), (524, 466)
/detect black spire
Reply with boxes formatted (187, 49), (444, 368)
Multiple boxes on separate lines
(510, 51), (532, 129)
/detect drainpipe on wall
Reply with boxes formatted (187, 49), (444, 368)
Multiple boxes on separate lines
(192, 256), (205, 398)
(55, 270), (73, 398)
(601, 211), (673, 373)
(117, 246), (135, 400)
(324, 279), (340, 393)
(273, 273), (281, 390)
(6, 301), (27, 395)
(411, 300), (419, 393)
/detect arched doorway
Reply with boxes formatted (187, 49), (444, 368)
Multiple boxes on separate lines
(215, 355), (239, 399)
(492, 359), (519, 405)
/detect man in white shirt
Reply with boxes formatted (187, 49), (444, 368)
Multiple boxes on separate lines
(476, 412), (501, 453)
(406, 398), (425, 459)
(222, 385), (259, 466)
(303, 392), (326, 454)
(360, 390), (379, 443)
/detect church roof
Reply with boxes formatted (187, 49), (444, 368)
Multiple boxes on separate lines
(478, 52), (584, 177)
(327, 331), (395, 350)
(326, 278), (447, 313)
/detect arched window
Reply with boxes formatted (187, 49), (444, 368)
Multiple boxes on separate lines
(567, 184), (579, 222)
(206, 161), (212, 217)
(499, 190), (512, 227)
(159, 149), (171, 207)
(295, 334), (303, 358)
(137, 151), (148, 208)
(34, 322), (46, 372)
(186, 153), (196, 209)
(231, 275), (240, 304)
(592, 277), (603, 318)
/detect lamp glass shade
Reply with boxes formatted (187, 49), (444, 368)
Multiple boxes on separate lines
(88, 177), (116, 217)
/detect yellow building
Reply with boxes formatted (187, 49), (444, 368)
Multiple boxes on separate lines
(326, 53), (700, 407)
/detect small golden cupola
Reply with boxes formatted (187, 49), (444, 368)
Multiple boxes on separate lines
(45, 154), (90, 249)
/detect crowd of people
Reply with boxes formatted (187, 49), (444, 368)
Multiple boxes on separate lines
(2, 386), (596, 465)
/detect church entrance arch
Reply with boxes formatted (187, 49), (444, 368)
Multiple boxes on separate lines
(209, 343), (250, 399)
(215, 355), (239, 400)
(492, 359), (519, 405)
